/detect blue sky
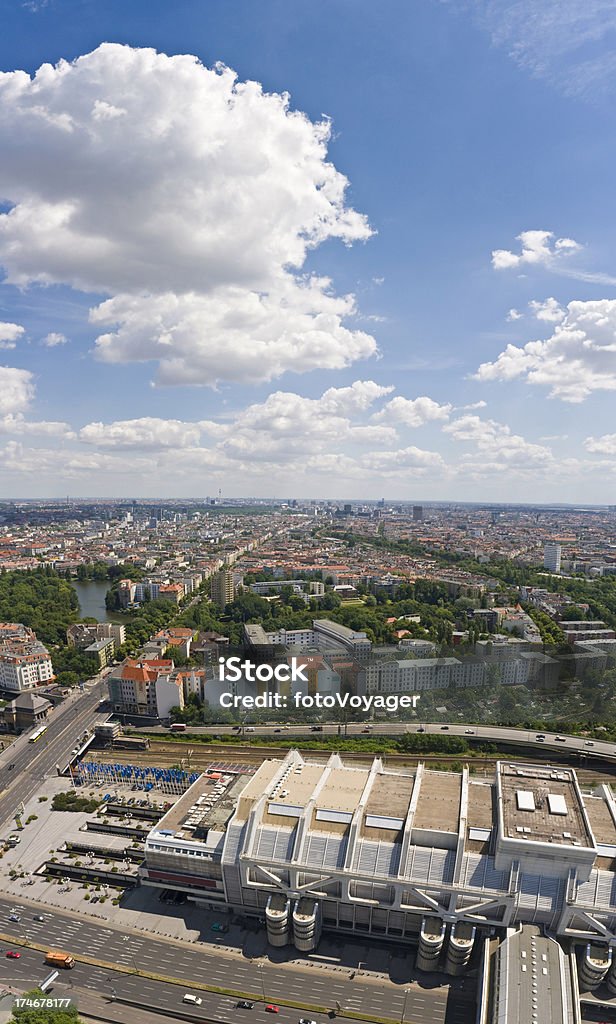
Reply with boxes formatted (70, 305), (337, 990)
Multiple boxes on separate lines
(0, 0), (615, 500)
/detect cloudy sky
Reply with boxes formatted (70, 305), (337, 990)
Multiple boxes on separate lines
(1, 0), (615, 502)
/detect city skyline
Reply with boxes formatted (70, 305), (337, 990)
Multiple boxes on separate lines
(1, 1), (616, 500)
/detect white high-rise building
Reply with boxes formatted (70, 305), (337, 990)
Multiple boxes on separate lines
(544, 542), (562, 573)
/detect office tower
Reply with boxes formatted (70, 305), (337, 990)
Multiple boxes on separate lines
(413, 505), (423, 522)
(544, 542), (562, 573)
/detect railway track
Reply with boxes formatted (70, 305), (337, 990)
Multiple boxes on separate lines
(86, 740), (616, 784)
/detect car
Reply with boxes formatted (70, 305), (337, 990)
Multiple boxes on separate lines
(236, 1001), (254, 1010)
(7, 763), (15, 771)
(8, 914), (20, 922)
(465, 729), (475, 735)
(584, 740), (595, 746)
(182, 994), (203, 1006)
(299, 1019), (317, 1024)
(536, 734), (545, 739)
(555, 736), (566, 742)
(265, 1006), (279, 1014)
(441, 725), (449, 731)
(90, 896), (99, 904)
(310, 726), (323, 732)
(362, 727), (371, 733)
(5, 950), (20, 959)
(417, 726), (425, 732)
(274, 728), (282, 733)
(33, 915), (44, 922)
(211, 922), (228, 932)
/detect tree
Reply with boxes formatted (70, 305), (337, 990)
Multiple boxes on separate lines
(11, 988), (83, 1024)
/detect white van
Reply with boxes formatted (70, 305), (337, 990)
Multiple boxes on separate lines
(183, 994), (203, 1006)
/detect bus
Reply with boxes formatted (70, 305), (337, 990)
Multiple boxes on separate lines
(170, 723), (187, 732)
(29, 725), (48, 743)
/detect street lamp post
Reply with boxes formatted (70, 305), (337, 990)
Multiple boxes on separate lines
(400, 988), (410, 1024)
(258, 961), (266, 1001)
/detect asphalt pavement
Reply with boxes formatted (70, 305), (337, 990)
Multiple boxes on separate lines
(0, 896), (473, 1024)
(0, 675), (110, 830)
(139, 720), (616, 763)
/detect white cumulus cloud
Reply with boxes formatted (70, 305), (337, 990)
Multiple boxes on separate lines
(214, 385), (398, 460)
(444, 414), (553, 465)
(585, 434), (616, 455)
(474, 298), (616, 401)
(0, 366), (34, 415)
(0, 322), (25, 350)
(0, 414), (73, 437)
(492, 230), (580, 271)
(79, 417), (206, 450)
(42, 332), (68, 347)
(0, 44), (375, 386)
(374, 395), (452, 427)
(529, 297), (566, 323)
(76, 382), (398, 461)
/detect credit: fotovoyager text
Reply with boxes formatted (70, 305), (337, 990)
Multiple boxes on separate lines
(219, 691), (421, 712)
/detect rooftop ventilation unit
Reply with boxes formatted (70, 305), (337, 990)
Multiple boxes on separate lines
(516, 790), (536, 812)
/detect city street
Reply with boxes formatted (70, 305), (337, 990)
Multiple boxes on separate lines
(0, 896), (473, 1024)
(0, 676), (110, 829)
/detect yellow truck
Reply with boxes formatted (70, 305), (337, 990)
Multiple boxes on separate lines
(44, 951), (75, 969)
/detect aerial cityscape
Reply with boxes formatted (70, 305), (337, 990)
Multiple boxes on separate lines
(1, 1), (616, 1023)
(0, 496), (614, 1024)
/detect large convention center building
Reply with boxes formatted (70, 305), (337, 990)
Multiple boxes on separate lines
(141, 750), (616, 1018)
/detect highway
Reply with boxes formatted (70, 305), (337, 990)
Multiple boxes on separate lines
(0, 897), (473, 1024)
(142, 721), (616, 763)
(0, 674), (110, 830)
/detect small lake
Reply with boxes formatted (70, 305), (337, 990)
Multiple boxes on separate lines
(72, 579), (114, 621)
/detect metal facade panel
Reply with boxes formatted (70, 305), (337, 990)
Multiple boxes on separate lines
(303, 833), (347, 870)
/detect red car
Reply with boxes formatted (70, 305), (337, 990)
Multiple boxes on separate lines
(265, 1007), (279, 1014)
(5, 950), (21, 959)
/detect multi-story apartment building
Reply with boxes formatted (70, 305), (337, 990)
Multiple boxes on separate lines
(211, 569), (235, 608)
(561, 622), (616, 644)
(0, 623), (54, 692)
(363, 657), (486, 694)
(544, 542), (562, 573)
(107, 658), (178, 717)
(67, 622), (126, 649)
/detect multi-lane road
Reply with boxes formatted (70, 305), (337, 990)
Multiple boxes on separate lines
(0, 896), (473, 1024)
(0, 675), (110, 829)
(138, 719), (616, 763)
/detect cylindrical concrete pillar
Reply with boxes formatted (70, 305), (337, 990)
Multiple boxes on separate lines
(417, 916), (445, 973)
(265, 893), (291, 947)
